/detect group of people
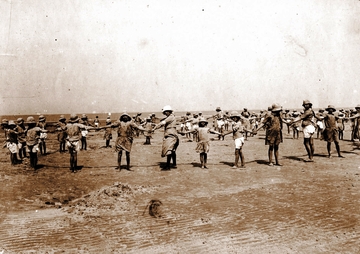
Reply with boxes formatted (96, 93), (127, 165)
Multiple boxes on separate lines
(1, 101), (360, 172)
(1, 116), (49, 167)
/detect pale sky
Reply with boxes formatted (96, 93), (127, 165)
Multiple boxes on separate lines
(1, 0), (360, 115)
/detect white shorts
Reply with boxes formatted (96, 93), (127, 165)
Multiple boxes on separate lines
(67, 141), (80, 153)
(27, 144), (39, 153)
(217, 120), (225, 128)
(316, 121), (324, 130)
(40, 133), (47, 139)
(7, 142), (19, 154)
(234, 137), (245, 149)
(303, 125), (315, 138)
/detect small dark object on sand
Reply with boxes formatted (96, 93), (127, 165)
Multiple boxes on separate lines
(143, 199), (163, 218)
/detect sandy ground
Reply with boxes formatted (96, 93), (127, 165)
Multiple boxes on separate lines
(0, 128), (360, 253)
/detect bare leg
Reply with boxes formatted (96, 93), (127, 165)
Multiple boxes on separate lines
(39, 142), (43, 155)
(70, 153), (75, 171)
(10, 153), (15, 165)
(171, 152), (177, 168)
(335, 141), (344, 158)
(204, 153), (208, 168)
(233, 149), (239, 168)
(309, 137), (314, 158)
(327, 142), (332, 157)
(274, 144), (281, 165)
(239, 148), (245, 168)
(126, 151), (131, 170)
(200, 153), (204, 168)
(166, 154), (172, 170)
(268, 145), (274, 165)
(118, 151), (122, 170)
(304, 138), (313, 161)
(43, 141), (46, 155)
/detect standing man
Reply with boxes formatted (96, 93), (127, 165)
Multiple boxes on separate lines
(292, 100), (316, 162)
(153, 105), (179, 170)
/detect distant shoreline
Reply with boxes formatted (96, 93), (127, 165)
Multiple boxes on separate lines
(0, 107), (355, 123)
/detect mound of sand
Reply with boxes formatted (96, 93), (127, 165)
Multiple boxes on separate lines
(64, 182), (161, 217)
(64, 182), (136, 216)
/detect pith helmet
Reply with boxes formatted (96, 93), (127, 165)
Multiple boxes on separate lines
(26, 116), (36, 124)
(8, 120), (16, 126)
(69, 114), (79, 123)
(1, 119), (8, 125)
(39, 115), (46, 121)
(198, 118), (208, 124)
(271, 103), (282, 112)
(302, 100), (312, 107)
(120, 112), (131, 121)
(162, 105), (173, 112)
(230, 111), (241, 119)
(326, 105), (336, 112)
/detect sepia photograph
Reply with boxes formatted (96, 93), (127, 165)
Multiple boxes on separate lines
(1, 0), (360, 253)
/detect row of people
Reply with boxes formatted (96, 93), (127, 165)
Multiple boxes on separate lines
(1, 102), (360, 171)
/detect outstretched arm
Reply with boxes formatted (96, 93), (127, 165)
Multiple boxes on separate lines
(209, 129), (222, 135)
(177, 129), (195, 136)
(345, 113), (360, 120)
(133, 123), (146, 132)
(152, 121), (165, 132)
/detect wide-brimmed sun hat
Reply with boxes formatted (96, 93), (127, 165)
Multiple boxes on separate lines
(26, 116), (36, 124)
(81, 114), (88, 119)
(355, 104), (360, 109)
(302, 100), (312, 107)
(198, 118), (208, 124)
(69, 114), (79, 123)
(39, 115), (46, 121)
(318, 108), (324, 112)
(1, 119), (8, 125)
(8, 120), (16, 126)
(325, 105), (336, 112)
(17, 118), (24, 123)
(120, 112), (131, 121)
(216, 107), (221, 112)
(230, 111), (241, 119)
(59, 115), (66, 121)
(162, 105), (173, 113)
(271, 103), (282, 112)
